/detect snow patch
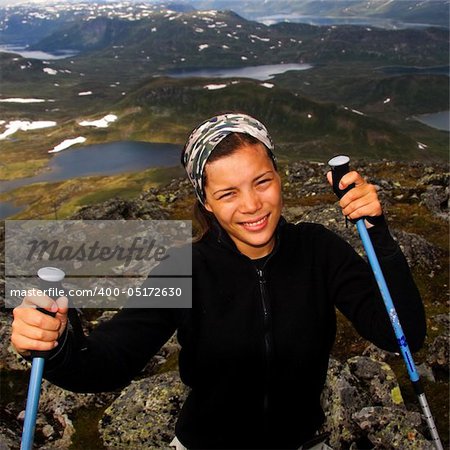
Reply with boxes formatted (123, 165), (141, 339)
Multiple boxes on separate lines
(198, 44), (209, 51)
(0, 120), (57, 140)
(260, 83), (274, 89)
(417, 142), (428, 150)
(204, 84), (227, 90)
(43, 67), (58, 75)
(79, 114), (117, 128)
(78, 91), (93, 96)
(0, 98), (46, 103)
(49, 136), (86, 153)
(249, 34), (270, 42)
(383, 98), (391, 104)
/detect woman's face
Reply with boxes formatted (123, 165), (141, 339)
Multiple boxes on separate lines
(203, 143), (282, 259)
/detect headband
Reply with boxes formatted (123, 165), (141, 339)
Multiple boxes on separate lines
(182, 113), (276, 204)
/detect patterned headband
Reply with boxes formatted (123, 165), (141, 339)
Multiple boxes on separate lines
(182, 113), (276, 204)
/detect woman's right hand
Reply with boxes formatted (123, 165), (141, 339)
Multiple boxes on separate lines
(11, 294), (69, 357)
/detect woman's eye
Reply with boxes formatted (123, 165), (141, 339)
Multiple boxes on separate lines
(218, 192), (234, 200)
(258, 178), (271, 186)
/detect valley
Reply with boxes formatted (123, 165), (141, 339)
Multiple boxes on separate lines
(0, 2), (448, 220)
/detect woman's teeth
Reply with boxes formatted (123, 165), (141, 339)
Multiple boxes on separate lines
(242, 215), (268, 227)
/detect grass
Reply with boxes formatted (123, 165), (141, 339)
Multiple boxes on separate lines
(1, 165), (185, 219)
(0, 158), (49, 180)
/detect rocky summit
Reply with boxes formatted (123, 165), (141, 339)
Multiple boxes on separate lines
(0, 159), (448, 449)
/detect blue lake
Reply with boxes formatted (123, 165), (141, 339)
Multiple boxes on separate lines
(0, 141), (181, 219)
(253, 14), (445, 30)
(167, 63), (313, 81)
(414, 111), (450, 132)
(0, 45), (78, 60)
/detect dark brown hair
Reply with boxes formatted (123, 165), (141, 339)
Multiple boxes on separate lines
(184, 132), (277, 241)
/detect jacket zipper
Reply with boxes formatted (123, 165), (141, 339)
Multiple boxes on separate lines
(215, 223), (280, 423)
(256, 262), (274, 425)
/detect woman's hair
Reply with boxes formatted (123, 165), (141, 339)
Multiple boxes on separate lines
(184, 132), (277, 240)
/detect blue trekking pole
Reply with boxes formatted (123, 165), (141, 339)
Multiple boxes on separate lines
(328, 155), (443, 450)
(21, 267), (66, 450)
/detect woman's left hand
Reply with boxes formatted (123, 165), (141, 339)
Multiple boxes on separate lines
(326, 170), (382, 225)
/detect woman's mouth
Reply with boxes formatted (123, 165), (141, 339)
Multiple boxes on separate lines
(240, 214), (270, 231)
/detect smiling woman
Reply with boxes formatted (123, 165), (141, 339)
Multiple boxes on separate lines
(184, 129), (282, 257)
(202, 142), (282, 258)
(11, 112), (426, 450)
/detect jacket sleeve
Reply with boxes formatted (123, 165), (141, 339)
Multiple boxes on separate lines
(43, 306), (185, 392)
(323, 217), (426, 352)
(42, 246), (190, 393)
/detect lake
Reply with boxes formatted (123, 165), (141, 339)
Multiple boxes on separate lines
(0, 45), (78, 60)
(414, 111), (450, 132)
(0, 141), (181, 219)
(252, 14), (445, 30)
(377, 65), (449, 76)
(167, 63), (313, 81)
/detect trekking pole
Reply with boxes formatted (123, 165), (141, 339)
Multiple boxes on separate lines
(21, 267), (66, 450)
(328, 155), (443, 450)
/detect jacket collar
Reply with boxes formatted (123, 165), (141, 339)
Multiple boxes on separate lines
(204, 215), (286, 258)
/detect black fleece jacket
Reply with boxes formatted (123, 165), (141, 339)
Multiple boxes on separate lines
(43, 217), (426, 449)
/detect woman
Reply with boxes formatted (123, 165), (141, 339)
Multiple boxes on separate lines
(11, 113), (426, 449)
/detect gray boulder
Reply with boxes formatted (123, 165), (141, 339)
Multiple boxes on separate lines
(99, 371), (188, 448)
(320, 358), (368, 448)
(421, 185), (449, 220)
(0, 312), (29, 371)
(353, 407), (434, 449)
(320, 356), (434, 449)
(426, 335), (449, 372)
(16, 380), (117, 449)
(346, 356), (405, 408)
(393, 229), (442, 271)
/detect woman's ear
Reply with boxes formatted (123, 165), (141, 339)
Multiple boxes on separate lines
(204, 200), (213, 213)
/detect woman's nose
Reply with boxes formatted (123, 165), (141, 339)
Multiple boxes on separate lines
(239, 190), (262, 214)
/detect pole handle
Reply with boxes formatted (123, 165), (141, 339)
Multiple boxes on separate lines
(328, 154), (355, 199)
(30, 267), (66, 359)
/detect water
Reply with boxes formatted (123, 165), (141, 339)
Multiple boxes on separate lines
(1, 141), (181, 192)
(414, 111), (450, 132)
(0, 141), (181, 219)
(253, 14), (445, 30)
(377, 65), (449, 76)
(167, 63), (313, 81)
(0, 45), (78, 60)
(0, 202), (23, 219)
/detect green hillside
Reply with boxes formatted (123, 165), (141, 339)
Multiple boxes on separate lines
(114, 77), (427, 160)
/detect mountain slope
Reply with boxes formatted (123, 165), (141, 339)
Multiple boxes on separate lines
(113, 76), (426, 160)
(30, 10), (448, 68)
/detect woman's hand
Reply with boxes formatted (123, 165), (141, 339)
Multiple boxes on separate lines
(327, 170), (382, 226)
(11, 294), (69, 356)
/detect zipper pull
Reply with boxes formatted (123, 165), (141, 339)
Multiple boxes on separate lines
(257, 269), (266, 283)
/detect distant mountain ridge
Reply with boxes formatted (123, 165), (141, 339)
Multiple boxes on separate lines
(20, 9), (448, 69)
(0, 1), (448, 164)
(190, 0), (450, 28)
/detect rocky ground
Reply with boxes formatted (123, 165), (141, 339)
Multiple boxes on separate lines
(0, 159), (448, 449)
